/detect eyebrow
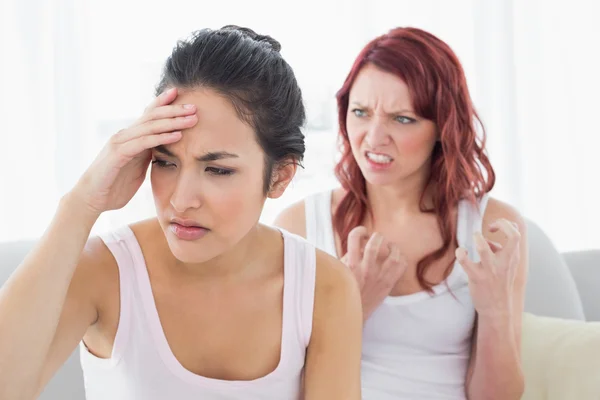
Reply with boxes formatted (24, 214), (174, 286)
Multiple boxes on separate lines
(350, 101), (416, 115)
(154, 145), (239, 161)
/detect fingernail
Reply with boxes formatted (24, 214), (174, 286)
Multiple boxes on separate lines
(183, 104), (195, 109)
(170, 131), (181, 136)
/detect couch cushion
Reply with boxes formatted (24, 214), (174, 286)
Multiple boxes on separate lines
(521, 313), (600, 400)
(524, 220), (586, 320)
(563, 250), (600, 322)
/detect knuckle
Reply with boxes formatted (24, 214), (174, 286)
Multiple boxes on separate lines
(364, 246), (378, 259)
(111, 129), (126, 143)
(349, 226), (367, 238)
(348, 226), (362, 237)
(475, 242), (487, 253)
(371, 231), (383, 241)
(513, 228), (522, 239)
(366, 232), (382, 247)
(348, 229), (360, 240)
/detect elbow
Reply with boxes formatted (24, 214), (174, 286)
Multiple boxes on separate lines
(512, 372), (526, 399)
(467, 375), (525, 400)
(505, 367), (526, 400)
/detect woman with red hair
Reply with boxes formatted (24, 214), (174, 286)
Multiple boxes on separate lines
(276, 27), (527, 399)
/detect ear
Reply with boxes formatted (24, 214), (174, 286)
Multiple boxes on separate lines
(268, 161), (298, 199)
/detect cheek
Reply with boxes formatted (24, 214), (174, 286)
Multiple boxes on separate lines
(150, 169), (174, 206)
(346, 120), (365, 151)
(395, 130), (437, 157)
(208, 171), (266, 223)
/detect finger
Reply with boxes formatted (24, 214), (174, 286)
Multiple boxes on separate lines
(340, 253), (348, 265)
(383, 243), (408, 279)
(112, 115), (197, 144)
(473, 232), (495, 268)
(346, 226), (369, 268)
(486, 239), (503, 253)
(455, 247), (480, 278)
(490, 219), (521, 255)
(135, 103), (197, 126)
(363, 232), (385, 269)
(490, 219), (520, 233)
(383, 243), (405, 266)
(118, 131), (182, 158)
(144, 87), (178, 113)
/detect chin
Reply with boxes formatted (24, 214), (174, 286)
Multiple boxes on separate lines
(363, 175), (399, 187)
(164, 232), (221, 264)
(359, 165), (400, 186)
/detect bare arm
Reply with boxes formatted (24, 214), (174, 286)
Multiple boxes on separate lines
(0, 87), (195, 399)
(0, 195), (101, 399)
(303, 250), (363, 400)
(273, 200), (307, 238)
(464, 199), (527, 400)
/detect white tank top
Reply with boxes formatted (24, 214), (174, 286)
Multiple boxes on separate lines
(304, 190), (489, 400)
(79, 226), (316, 400)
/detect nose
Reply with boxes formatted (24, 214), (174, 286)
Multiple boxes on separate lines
(169, 171), (202, 213)
(364, 118), (392, 148)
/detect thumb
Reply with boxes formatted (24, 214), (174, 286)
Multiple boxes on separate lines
(455, 247), (480, 278)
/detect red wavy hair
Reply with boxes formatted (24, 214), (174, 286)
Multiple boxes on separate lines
(334, 27), (495, 291)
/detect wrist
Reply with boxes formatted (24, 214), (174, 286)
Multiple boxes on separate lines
(476, 309), (515, 328)
(59, 191), (101, 226)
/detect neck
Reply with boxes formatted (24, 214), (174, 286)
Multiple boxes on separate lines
(366, 166), (433, 226)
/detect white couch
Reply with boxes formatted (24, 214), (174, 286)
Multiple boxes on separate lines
(1, 219), (599, 399)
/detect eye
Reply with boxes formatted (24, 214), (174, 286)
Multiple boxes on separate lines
(351, 108), (367, 118)
(206, 167), (235, 176)
(395, 116), (416, 124)
(151, 159), (176, 169)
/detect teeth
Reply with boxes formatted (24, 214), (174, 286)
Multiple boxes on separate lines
(366, 151), (393, 164)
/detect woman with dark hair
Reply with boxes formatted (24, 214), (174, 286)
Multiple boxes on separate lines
(0, 26), (362, 399)
(276, 27), (526, 399)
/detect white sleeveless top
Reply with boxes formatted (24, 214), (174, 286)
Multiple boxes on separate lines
(304, 190), (489, 400)
(79, 226), (316, 400)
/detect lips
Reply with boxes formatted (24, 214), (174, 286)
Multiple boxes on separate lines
(169, 218), (209, 241)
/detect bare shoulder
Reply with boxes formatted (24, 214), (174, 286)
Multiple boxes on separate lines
(77, 235), (118, 295)
(482, 197), (528, 245)
(302, 248), (362, 398)
(483, 197), (527, 232)
(80, 235), (115, 269)
(272, 200), (307, 238)
(274, 188), (348, 239)
(79, 219), (160, 317)
(73, 233), (123, 325)
(330, 187), (346, 213)
(313, 249), (362, 326)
